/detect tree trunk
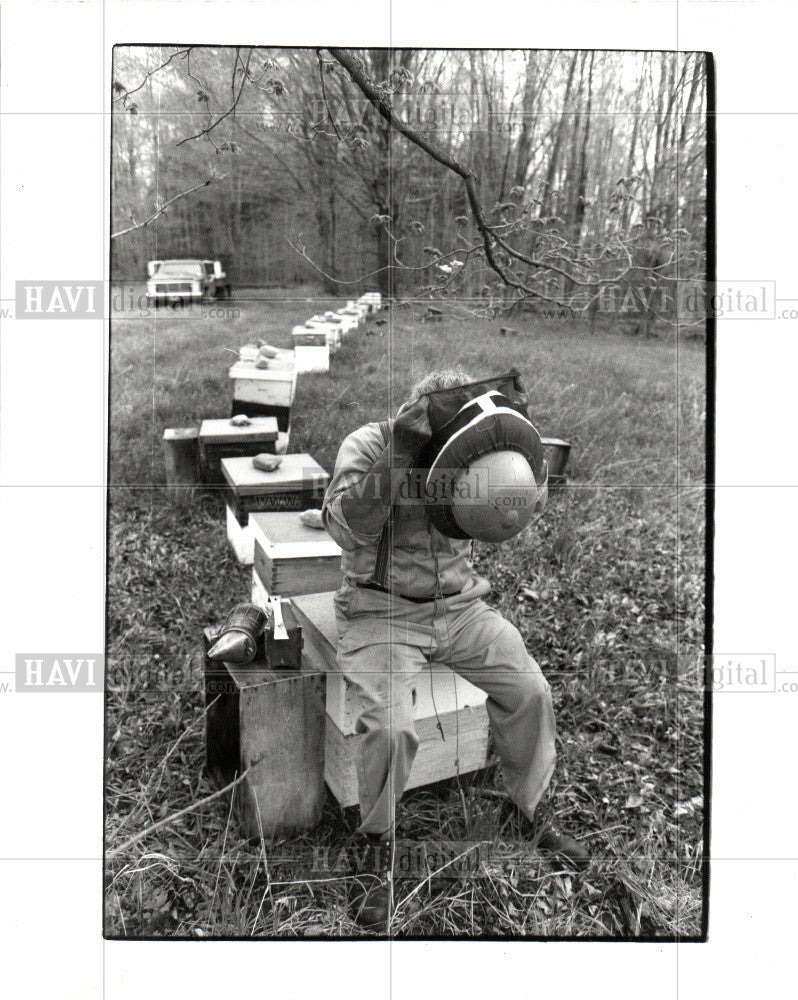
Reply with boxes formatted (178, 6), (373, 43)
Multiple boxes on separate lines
(540, 52), (579, 217)
(571, 52), (594, 243)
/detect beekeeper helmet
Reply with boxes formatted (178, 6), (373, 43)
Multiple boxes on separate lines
(423, 389), (548, 541)
(450, 449), (547, 542)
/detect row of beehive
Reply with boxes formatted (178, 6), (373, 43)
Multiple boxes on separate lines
(196, 293), (382, 485)
(290, 294), (382, 373)
(218, 292), (381, 553)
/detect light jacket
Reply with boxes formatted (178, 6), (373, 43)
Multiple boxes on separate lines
(322, 420), (489, 616)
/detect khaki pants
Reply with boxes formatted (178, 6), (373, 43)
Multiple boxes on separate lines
(336, 581), (557, 836)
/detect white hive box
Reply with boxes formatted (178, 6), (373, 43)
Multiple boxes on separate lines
(291, 327), (330, 372)
(358, 292), (382, 313)
(307, 315), (344, 331)
(305, 319), (342, 353)
(226, 502), (256, 565)
(294, 345), (330, 373)
(334, 312), (358, 334)
(229, 360), (297, 408)
(250, 511), (342, 598)
(321, 311), (355, 334)
(291, 591), (490, 808)
(291, 326), (327, 345)
(343, 302), (369, 320)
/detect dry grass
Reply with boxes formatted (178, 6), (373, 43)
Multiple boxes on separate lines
(105, 289), (706, 939)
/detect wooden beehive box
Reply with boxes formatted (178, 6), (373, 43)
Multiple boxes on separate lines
(294, 345), (330, 373)
(291, 591), (490, 809)
(198, 416), (279, 484)
(203, 629), (326, 839)
(250, 511), (342, 598)
(229, 361), (297, 430)
(222, 453), (330, 528)
(291, 329), (330, 372)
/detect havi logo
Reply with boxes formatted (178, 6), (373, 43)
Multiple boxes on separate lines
(16, 281), (103, 319)
(15, 654), (103, 692)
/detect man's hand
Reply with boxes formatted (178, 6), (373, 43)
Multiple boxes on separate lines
(393, 395), (432, 455)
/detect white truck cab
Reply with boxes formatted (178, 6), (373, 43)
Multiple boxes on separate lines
(146, 259), (231, 307)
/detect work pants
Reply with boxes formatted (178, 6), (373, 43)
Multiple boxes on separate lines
(336, 584), (557, 836)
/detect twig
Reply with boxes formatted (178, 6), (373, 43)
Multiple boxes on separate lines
(176, 49), (253, 146)
(209, 771), (237, 919)
(393, 846), (478, 914)
(317, 50), (342, 141)
(114, 48), (191, 105)
(111, 695), (220, 839)
(107, 769), (249, 860)
(111, 175), (227, 239)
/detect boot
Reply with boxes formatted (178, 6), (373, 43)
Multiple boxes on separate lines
(349, 833), (392, 931)
(506, 801), (590, 871)
(536, 827), (590, 870)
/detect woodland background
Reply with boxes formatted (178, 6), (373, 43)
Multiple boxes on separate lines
(112, 47), (707, 323)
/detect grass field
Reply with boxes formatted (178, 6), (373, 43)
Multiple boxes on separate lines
(105, 286), (707, 939)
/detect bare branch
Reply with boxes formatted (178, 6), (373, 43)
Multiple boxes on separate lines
(113, 47), (191, 105)
(175, 49), (253, 146)
(111, 174), (227, 240)
(317, 50), (343, 141)
(106, 767), (249, 860)
(327, 48), (570, 304)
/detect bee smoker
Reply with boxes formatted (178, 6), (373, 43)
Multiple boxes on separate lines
(206, 603), (267, 664)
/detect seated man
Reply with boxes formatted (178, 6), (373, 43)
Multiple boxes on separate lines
(322, 369), (587, 929)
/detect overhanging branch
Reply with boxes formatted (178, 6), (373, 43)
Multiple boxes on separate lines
(327, 48), (570, 303)
(111, 174), (227, 240)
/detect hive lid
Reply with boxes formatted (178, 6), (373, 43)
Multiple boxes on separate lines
(250, 511), (341, 557)
(199, 416), (279, 444)
(229, 361), (298, 382)
(221, 453), (329, 494)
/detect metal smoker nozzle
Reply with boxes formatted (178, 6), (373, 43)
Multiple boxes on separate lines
(206, 603), (267, 664)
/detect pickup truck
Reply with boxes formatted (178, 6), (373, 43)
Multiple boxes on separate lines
(146, 259), (231, 307)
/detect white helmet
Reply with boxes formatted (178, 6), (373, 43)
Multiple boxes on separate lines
(451, 449), (547, 542)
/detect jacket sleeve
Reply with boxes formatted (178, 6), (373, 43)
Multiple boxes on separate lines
(322, 422), (391, 551)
